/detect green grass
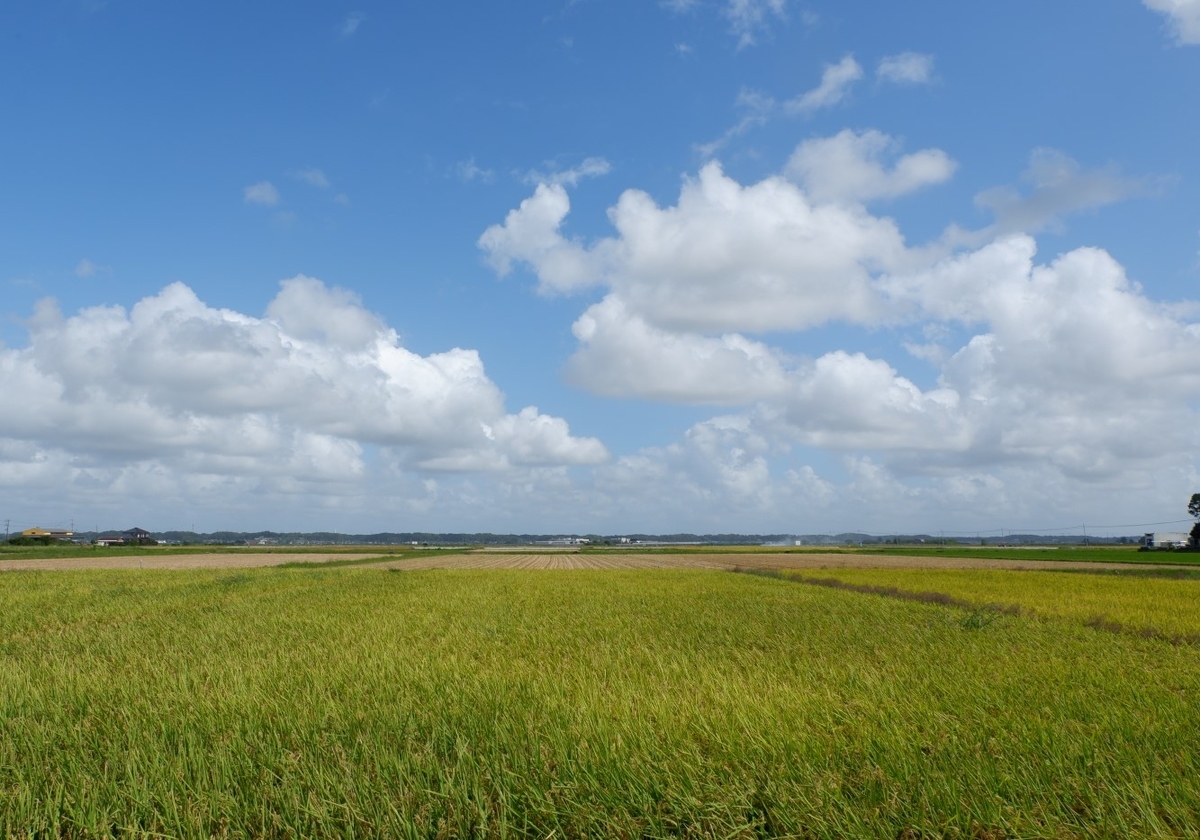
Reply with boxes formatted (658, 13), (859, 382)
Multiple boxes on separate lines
(2, 568), (1199, 837)
(783, 566), (1200, 641)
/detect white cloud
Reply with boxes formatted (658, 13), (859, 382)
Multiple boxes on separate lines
(876, 52), (935, 85)
(524, 156), (612, 187)
(243, 181), (280, 207)
(785, 129), (957, 203)
(566, 296), (792, 403)
(482, 141), (1200, 506)
(341, 12), (365, 37)
(0, 279), (606, 492)
(481, 159), (906, 329)
(1144, 0), (1200, 44)
(975, 148), (1151, 234)
(726, 0), (787, 48)
(477, 182), (604, 294)
(785, 55), (863, 115)
(291, 167), (331, 188)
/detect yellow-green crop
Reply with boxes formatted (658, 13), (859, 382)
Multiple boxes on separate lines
(786, 566), (1200, 639)
(1, 568), (1199, 837)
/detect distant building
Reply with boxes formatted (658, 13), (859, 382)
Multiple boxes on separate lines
(95, 537), (125, 547)
(1143, 532), (1190, 548)
(17, 527), (73, 540)
(123, 527), (152, 541)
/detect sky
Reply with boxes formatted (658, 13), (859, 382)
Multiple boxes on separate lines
(2, 0), (1199, 536)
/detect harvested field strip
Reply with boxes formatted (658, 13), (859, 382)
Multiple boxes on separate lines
(782, 566), (1200, 640)
(384, 550), (1197, 573)
(3, 568), (1200, 836)
(382, 552), (729, 570)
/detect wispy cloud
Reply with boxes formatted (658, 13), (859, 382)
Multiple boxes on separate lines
(877, 52), (935, 85)
(456, 158), (495, 184)
(697, 56), (861, 159)
(341, 12), (366, 37)
(726, 0), (787, 48)
(525, 156), (612, 187)
(1143, 0), (1200, 45)
(243, 181), (280, 207)
(290, 167), (331, 189)
(785, 55), (863, 114)
(74, 258), (110, 278)
(975, 148), (1157, 235)
(695, 88), (776, 158)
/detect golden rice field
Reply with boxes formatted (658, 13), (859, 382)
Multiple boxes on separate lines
(784, 566), (1200, 640)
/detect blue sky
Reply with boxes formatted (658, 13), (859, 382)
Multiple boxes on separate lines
(2, 0), (1199, 535)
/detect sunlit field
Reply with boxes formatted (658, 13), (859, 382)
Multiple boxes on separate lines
(783, 566), (1200, 640)
(2, 568), (1198, 837)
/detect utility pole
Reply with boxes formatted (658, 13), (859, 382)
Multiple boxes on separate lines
(4, 520), (9, 541)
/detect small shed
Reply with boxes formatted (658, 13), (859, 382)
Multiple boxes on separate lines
(1143, 532), (1191, 548)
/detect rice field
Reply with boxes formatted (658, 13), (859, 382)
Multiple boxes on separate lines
(2, 566), (1199, 837)
(783, 566), (1200, 640)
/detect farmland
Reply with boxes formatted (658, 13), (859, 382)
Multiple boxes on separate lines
(779, 566), (1200, 640)
(2, 566), (1200, 837)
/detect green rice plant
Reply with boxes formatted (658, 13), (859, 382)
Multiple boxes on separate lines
(1, 568), (1199, 837)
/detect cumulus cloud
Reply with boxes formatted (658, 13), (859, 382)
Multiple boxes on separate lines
(481, 159), (906, 329)
(786, 55), (863, 114)
(476, 182), (604, 294)
(566, 296), (792, 403)
(876, 52), (935, 85)
(975, 148), (1153, 234)
(1144, 0), (1200, 44)
(785, 129), (957, 203)
(243, 181), (280, 206)
(481, 136), (1200, 506)
(0, 279), (606, 494)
